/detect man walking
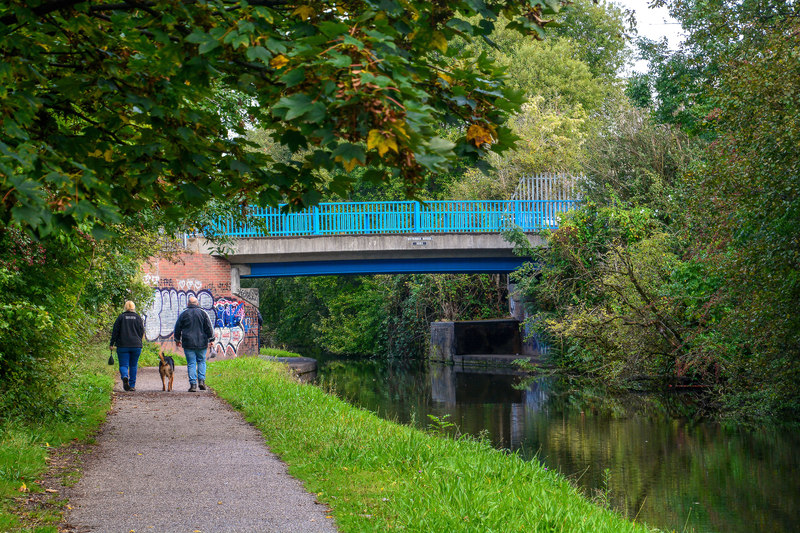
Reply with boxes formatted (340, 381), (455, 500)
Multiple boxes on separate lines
(174, 296), (215, 392)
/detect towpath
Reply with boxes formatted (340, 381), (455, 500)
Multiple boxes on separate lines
(63, 366), (338, 533)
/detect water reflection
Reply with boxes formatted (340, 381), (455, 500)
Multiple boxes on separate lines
(315, 356), (800, 533)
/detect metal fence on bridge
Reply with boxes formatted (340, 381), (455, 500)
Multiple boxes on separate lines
(212, 199), (580, 238)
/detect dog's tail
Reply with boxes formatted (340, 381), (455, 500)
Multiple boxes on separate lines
(159, 351), (167, 364)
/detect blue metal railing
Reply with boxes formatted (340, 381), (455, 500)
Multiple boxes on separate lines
(212, 199), (579, 238)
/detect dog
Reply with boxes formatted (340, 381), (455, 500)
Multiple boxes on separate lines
(158, 351), (175, 392)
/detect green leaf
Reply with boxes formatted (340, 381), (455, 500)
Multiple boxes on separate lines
(342, 35), (364, 49)
(327, 52), (352, 68)
(279, 68), (306, 87)
(199, 38), (220, 54)
(246, 46), (271, 63)
(273, 94), (315, 121)
(304, 102), (327, 123)
(281, 130), (309, 151)
(180, 183), (205, 200)
(331, 143), (366, 161)
(318, 21), (349, 37)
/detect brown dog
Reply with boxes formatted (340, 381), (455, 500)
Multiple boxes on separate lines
(158, 351), (175, 391)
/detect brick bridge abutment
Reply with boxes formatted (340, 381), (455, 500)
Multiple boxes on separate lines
(140, 252), (260, 358)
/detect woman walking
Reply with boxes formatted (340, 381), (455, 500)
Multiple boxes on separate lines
(110, 300), (145, 391)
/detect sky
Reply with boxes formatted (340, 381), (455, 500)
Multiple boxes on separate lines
(610, 0), (686, 72)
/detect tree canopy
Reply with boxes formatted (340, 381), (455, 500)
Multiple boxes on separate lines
(0, 0), (568, 237)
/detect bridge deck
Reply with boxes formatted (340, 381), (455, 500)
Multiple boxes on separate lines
(204, 199), (576, 276)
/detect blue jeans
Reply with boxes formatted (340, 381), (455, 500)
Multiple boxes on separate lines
(184, 347), (207, 385)
(116, 347), (142, 388)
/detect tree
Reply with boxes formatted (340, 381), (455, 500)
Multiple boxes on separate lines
(0, 0), (569, 237)
(549, 0), (634, 79)
(497, 39), (607, 112)
(639, 1), (800, 134)
(0, 225), (154, 416)
(447, 26), (608, 200)
(448, 96), (588, 199)
(682, 20), (800, 418)
(486, 1), (633, 80)
(634, 39), (710, 134)
(581, 96), (694, 217)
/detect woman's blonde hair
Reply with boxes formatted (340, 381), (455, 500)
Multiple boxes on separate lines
(124, 301), (136, 312)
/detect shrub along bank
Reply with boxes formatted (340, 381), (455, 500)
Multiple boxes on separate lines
(0, 344), (115, 532)
(208, 357), (659, 533)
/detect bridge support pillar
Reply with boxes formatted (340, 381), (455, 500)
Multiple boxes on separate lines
(429, 319), (522, 364)
(508, 282), (548, 357)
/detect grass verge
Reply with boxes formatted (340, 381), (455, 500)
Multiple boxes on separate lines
(259, 347), (303, 358)
(208, 357), (660, 533)
(0, 343), (115, 532)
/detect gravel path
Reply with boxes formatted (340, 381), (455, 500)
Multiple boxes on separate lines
(64, 366), (338, 533)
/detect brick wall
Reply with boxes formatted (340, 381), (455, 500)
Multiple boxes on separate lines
(140, 252), (259, 358)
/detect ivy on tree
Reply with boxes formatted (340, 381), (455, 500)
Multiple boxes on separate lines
(0, 0), (568, 236)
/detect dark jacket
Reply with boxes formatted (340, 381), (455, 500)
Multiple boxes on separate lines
(110, 311), (145, 348)
(174, 303), (215, 350)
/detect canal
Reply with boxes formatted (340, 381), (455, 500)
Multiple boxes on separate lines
(314, 356), (800, 533)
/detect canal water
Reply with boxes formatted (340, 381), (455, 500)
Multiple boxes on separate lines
(314, 356), (800, 533)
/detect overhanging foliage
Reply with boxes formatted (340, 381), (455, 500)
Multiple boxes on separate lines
(0, 0), (568, 236)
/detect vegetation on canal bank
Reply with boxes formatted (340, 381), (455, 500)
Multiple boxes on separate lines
(260, 347), (303, 358)
(0, 344), (115, 533)
(508, 16), (800, 421)
(208, 357), (659, 533)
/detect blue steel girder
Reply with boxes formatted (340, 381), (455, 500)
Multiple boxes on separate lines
(242, 257), (530, 277)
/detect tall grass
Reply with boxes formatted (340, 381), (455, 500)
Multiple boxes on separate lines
(208, 357), (660, 533)
(0, 344), (115, 532)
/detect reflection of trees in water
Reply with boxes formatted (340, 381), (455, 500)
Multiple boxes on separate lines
(526, 393), (800, 533)
(317, 358), (800, 533)
(317, 357), (433, 424)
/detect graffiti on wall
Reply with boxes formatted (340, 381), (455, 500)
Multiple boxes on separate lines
(142, 288), (250, 356)
(213, 298), (246, 328)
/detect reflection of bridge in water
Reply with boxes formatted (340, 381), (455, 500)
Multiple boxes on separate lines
(429, 365), (551, 450)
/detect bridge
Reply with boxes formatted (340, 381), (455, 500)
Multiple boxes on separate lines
(145, 176), (579, 357)
(199, 199), (578, 277)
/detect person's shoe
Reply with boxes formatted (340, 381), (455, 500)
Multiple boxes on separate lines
(198, 380), (206, 391)
(188, 383), (197, 392)
(122, 377), (130, 391)
(129, 387), (136, 392)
